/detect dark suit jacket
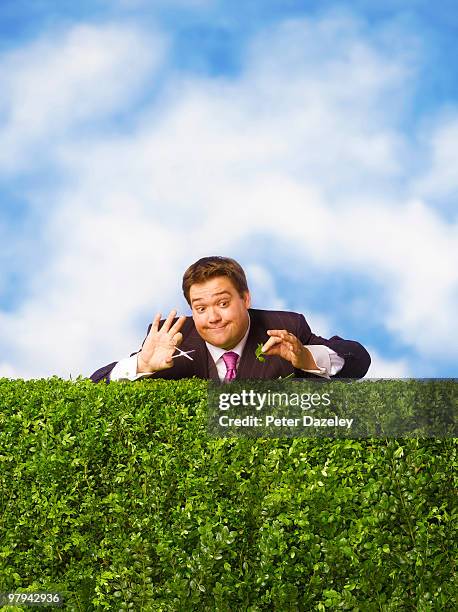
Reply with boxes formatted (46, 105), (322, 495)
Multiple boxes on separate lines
(90, 309), (371, 383)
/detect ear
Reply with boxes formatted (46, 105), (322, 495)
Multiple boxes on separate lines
(243, 290), (251, 309)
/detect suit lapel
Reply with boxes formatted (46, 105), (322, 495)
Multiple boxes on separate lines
(206, 352), (220, 381)
(185, 325), (220, 381)
(179, 322), (210, 379)
(237, 314), (270, 379)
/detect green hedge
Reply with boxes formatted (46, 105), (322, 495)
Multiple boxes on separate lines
(0, 378), (456, 611)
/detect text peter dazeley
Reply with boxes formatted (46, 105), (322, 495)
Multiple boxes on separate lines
(219, 414), (353, 429)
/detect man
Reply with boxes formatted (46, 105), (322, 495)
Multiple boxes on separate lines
(90, 256), (371, 383)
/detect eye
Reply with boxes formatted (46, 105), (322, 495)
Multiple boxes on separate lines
(219, 301), (229, 307)
(195, 306), (205, 314)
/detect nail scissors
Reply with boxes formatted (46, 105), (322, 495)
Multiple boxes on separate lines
(171, 347), (195, 361)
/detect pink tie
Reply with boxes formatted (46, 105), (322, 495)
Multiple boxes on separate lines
(222, 351), (238, 382)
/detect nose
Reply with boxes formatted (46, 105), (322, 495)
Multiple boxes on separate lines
(208, 307), (222, 324)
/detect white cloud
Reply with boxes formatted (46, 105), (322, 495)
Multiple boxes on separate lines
(0, 362), (20, 379)
(245, 264), (286, 311)
(324, 198), (458, 357)
(0, 22), (167, 173)
(0, 12), (457, 378)
(413, 112), (458, 207)
(366, 348), (411, 378)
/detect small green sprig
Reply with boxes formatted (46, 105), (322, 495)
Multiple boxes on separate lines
(255, 342), (266, 362)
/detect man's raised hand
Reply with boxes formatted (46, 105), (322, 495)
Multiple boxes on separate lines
(261, 329), (319, 370)
(137, 310), (187, 374)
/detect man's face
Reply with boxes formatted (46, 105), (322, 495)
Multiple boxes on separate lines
(189, 276), (251, 349)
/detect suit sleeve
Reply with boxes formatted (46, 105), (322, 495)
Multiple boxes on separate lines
(89, 361), (119, 384)
(295, 314), (371, 379)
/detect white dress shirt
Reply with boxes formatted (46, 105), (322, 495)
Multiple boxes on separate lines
(109, 314), (344, 382)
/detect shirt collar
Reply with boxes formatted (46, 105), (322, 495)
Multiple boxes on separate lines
(205, 313), (251, 363)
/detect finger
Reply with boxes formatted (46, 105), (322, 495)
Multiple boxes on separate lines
(163, 357), (174, 368)
(268, 332), (295, 346)
(160, 309), (177, 333)
(169, 315), (187, 336)
(262, 336), (282, 352)
(151, 313), (162, 333)
(172, 332), (183, 347)
(267, 329), (291, 341)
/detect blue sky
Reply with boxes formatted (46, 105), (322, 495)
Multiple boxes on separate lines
(0, 0), (457, 378)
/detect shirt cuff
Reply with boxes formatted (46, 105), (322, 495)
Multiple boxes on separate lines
(302, 345), (345, 379)
(109, 354), (155, 381)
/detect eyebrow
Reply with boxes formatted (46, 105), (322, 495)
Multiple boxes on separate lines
(191, 291), (232, 305)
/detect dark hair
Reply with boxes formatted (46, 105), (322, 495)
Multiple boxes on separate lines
(182, 256), (249, 305)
